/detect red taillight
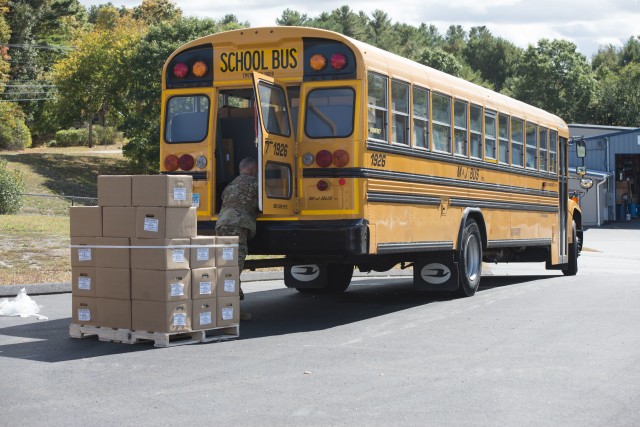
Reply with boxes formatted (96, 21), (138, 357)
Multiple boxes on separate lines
(310, 54), (327, 71)
(330, 53), (347, 70)
(338, 178), (346, 186)
(179, 154), (195, 171)
(192, 60), (208, 77)
(164, 155), (179, 172)
(316, 150), (332, 167)
(173, 62), (188, 78)
(317, 180), (329, 191)
(333, 149), (349, 167)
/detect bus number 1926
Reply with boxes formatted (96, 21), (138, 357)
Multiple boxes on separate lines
(371, 153), (386, 167)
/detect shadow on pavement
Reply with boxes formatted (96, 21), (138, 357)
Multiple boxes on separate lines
(0, 274), (552, 362)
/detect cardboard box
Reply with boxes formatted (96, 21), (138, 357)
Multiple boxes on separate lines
(190, 236), (216, 269)
(96, 237), (130, 269)
(135, 207), (197, 239)
(97, 298), (131, 330)
(72, 296), (97, 326)
(191, 267), (216, 299)
(70, 237), (97, 267)
(130, 238), (190, 270)
(132, 175), (193, 207)
(215, 236), (239, 267)
(98, 175), (132, 207)
(131, 269), (191, 302)
(217, 296), (240, 327)
(96, 267), (131, 300)
(192, 298), (217, 330)
(72, 267), (96, 297)
(69, 206), (102, 237)
(102, 207), (136, 238)
(132, 300), (191, 333)
(217, 266), (240, 297)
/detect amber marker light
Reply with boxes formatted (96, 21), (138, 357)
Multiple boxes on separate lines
(310, 54), (327, 71)
(330, 53), (348, 70)
(173, 62), (188, 78)
(164, 154), (179, 172)
(192, 60), (208, 77)
(333, 149), (349, 167)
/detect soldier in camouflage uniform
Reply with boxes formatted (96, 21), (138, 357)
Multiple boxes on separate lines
(215, 157), (259, 308)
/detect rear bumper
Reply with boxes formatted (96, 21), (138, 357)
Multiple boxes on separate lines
(199, 219), (369, 255)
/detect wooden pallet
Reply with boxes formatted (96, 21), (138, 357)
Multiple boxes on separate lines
(69, 323), (239, 347)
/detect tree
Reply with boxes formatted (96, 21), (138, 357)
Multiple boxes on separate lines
(592, 63), (640, 126)
(119, 16), (233, 172)
(366, 10), (398, 51)
(50, 14), (146, 144)
(133, 0), (181, 26)
(463, 26), (522, 91)
(444, 25), (466, 57)
(416, 46), (462, 76)
(276, 8), (308, 26)
(503, 39), (596, 123)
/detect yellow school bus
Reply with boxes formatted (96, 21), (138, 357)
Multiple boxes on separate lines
(160, 26), (584, 296)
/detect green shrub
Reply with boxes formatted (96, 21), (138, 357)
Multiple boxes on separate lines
(0, 103), (32, 150)
(50, 128), (97, 147)
(0, 159), (24, 214)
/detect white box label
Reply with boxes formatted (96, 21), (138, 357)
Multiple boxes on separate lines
(173, 313), (187, 326)
(77, 276), (92, 290)
(173, 187), (187, 201)
(78, 248), (92, 262)
(199, 281), (212, 295)
(221, 307), (234, 321)
(222, 247), (234, 261)
(196, 247), (210, 261)
(224, 279), (236, 293)
(78, 308), (91, 321)
(170, 283), (184, 297)
(199, 311), (212, 325)
(143, 217), (159, 232)
(172, 249), (185, 263)
(191, 193), (200, 208)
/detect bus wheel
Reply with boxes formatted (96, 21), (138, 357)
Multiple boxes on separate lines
(457, 219), (482, 297)
(563, 221), (579, 276)
(326, 264), (353, 293)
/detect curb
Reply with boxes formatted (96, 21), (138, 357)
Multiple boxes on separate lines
(0, 268), (413, 297)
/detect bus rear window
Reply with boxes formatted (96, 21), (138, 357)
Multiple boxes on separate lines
(305, 88), (354, 138)
(165, 95), (210, 143)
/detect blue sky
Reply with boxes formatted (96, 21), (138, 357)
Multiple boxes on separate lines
(79, 0), (640, 59)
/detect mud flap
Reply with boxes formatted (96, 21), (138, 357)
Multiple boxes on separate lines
(284, 264), (328, 289)
(413, 252), (460, 292)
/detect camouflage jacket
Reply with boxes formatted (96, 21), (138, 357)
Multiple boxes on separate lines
(215, 173), (259, 237)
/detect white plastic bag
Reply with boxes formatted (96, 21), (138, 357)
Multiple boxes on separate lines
(0, 288), (48, 320)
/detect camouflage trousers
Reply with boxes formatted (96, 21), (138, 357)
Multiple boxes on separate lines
(216, 225), (249, 299)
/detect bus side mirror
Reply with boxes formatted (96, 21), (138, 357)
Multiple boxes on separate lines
(576, 139), (586, 158)
(580, 178), (593, 190)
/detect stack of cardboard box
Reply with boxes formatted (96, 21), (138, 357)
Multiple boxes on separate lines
(70, 175), (240, 335)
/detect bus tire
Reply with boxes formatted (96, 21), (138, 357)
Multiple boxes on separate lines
(326, 264), (353, 293)
(563, 221), (578, 276)
(456, 219), (482, 297)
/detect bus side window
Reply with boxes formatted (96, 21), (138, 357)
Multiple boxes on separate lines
(432, 92), (452, 153)
(454, 99), (468, 156)
(549, 130), (558, 174)
(367, 72), (388, 142)
(498, 113), (510, 164)
(484, 110), (497, 161)
(539, 127), (548, 172)
(526, 122), (538, 170)
(412, 86), (429, 149)
(511, 117), (524, 167)
(391, 80), (409, 145)
(470, 104), (482, 159)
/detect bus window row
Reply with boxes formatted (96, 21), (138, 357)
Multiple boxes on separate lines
(367, 72), (558, 174)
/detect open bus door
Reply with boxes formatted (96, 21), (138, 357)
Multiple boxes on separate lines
(251, 73), (296, 216)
